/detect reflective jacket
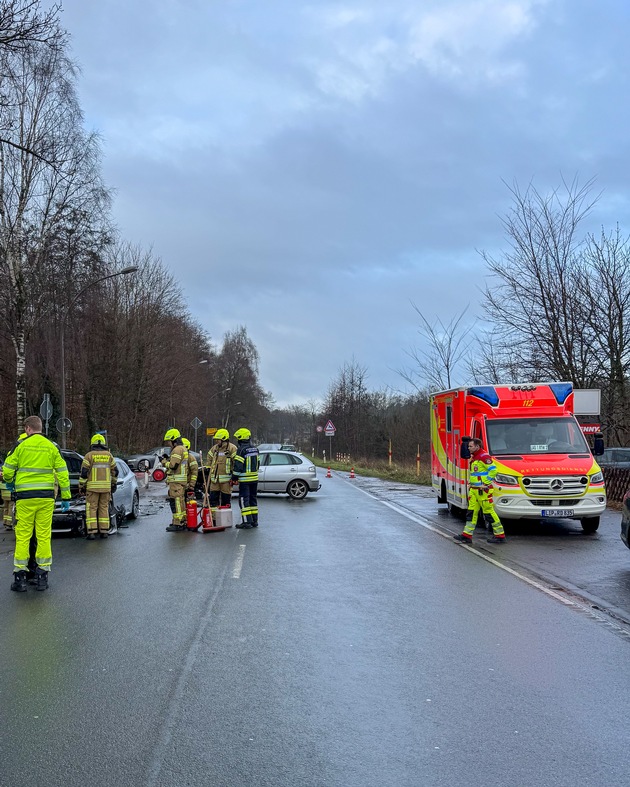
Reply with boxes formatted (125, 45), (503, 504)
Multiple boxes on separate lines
(469, 450), (497, 488)
(206, 441), (237, 483)
(185, 448), (199, 490)
(80, 449), (118, 493)
(167, 442), (188, 484)
(2, 434), (71, 501)
(233, 441), (259, 483)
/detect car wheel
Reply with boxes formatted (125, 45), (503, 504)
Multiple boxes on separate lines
(128, 491), (140, 520)
(287, 479), (309, 500)
(137, 459), (150, 473)
(153, 468), (166, 482)
(581, 516), (600, 533)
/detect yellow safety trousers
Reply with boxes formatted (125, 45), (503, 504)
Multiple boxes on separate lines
(168, 482), (185, 524)
(463, 488), (505, 537)
(2, 488), (14, 527)
(14, 498), (54, 572)
(86, 490), (111, 533)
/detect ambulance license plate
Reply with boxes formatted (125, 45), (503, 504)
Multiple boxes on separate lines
(541, 509), (574, 518)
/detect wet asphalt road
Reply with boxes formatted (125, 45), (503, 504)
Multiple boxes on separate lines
(1, 474), (630, 786)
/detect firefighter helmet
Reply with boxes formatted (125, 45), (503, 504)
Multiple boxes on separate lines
(234, 428), (251, 441)
(214, 428), (229, 441)
(91, 434), (106, 446)
(182, 438), (191, 449)
(164, 428), (181, 441)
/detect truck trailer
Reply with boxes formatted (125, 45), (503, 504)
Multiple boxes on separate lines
(430, 382), (606, 532)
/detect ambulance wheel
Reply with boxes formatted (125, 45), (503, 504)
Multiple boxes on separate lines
(581, 516), (600, 533)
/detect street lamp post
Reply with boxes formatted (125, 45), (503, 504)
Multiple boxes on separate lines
(60, 266), (138, 448)
(204, 387), (232, 450)
(169, 359), (209, 426)
(223, 401), (242, 430)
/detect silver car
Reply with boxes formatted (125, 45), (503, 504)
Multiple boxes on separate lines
(53, 456), (139, 535)
(257, 450), (320, 500)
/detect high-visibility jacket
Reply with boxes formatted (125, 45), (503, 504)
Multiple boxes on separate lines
(233, 441), (259, 483)
(185, 448), (199, 490)
(469, 451), (497, 488)
(80, 449), (118, 492)
(206, 442), (237, 483)
(2, 434), (70, 500)
(167, 443), (188, 484)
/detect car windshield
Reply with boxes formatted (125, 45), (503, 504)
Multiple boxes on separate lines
(486, 417), (589, 456)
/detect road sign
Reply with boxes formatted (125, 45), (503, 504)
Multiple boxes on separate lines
(39, 393), (53, 421)
(206, 427), (218, 436)
(324, 419), (336, 436)
(191, 416), (202, 430)
(316, 425), (323, 433)
(56, 417), (72, 433)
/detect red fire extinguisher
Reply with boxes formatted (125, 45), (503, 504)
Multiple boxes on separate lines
(186, 495), (199, 531)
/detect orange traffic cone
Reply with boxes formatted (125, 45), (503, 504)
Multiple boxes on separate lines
(326, 467), (332, 478)
(349, 467), (355, 479)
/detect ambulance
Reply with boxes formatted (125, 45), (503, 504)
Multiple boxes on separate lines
(431, 382), (606, 532)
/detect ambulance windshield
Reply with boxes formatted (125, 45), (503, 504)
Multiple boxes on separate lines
(486, 417), (589, 456)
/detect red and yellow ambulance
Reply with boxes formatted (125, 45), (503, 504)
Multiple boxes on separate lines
(431, 382), (606, 532)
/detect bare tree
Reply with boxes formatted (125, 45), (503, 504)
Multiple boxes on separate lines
(399, 305), (471, 392)
(0, 33), (104, 429)
(0, 1), (62, 51)
(480, 177), (600, 387)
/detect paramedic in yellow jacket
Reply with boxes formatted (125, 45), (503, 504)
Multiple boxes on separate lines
(79, 433), (118, 539)
(0, 432), (26, 530)
(206, 428), (237, 523)
(454, 438), (506, 545)
(164, 428), (188, 531)
(3, 415), (71, 592)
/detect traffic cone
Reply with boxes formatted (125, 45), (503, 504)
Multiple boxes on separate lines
(349, 467), (355, 479)
(326, 467), (332, 478)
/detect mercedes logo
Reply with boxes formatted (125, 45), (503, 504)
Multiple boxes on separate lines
(550, 478), (564, 491)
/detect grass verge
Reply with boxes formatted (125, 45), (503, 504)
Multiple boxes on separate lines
(312, 456), (431, 486)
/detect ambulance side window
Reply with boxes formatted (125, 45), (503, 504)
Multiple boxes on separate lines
(472, 422), (482, 441)
(446, 406), (452, 433)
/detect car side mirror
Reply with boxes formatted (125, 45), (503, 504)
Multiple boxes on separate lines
(116, 480), (123, 486)
(593, 433), (605, 457)
(460, 436), (471, 460)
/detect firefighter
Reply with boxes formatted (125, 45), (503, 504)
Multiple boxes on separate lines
(3, 415), (71, 592)
(232, 427), (259, 529)
(0, 432), (26, 530)
(454, 437), (506, 545)
(79, 433), (118, 540)
(182, 437), (199, 497)
(163, 428), (188, 531)
(206, 428), (237, 525)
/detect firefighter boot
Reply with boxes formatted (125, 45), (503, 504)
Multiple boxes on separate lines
(453, 533), (472, 544)
(10, 570), (28, 592)
(235, 522), (253, 529)
(487, 535), (506, 544)
(35, 567), (49, 591)
(165, 524), (185, 532)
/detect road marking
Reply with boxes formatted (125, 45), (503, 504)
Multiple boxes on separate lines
(232, 544), (246, 579)
(344, 478), (576, 607)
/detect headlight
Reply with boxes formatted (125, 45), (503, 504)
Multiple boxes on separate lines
(495, 473), (518, 486)
(590, 471), (604, 484)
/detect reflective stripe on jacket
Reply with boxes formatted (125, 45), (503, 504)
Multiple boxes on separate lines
(469, 451), (497, 488)
(233, 442), (259, 483)
(167, 443), (188, 484)
(2, 434), (71, 500)
(80, 450), (118, 492)
(206, 442), (237, 483)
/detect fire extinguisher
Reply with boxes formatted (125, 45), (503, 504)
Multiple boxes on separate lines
(186, 495), (198, 531)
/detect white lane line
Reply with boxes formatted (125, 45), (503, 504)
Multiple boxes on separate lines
(232, 544), (246, 579)
(344, 478), (575, 607)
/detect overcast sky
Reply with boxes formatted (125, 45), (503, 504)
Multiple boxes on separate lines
(54, 0), (630, 406)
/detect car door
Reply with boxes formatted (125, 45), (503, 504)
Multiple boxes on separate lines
(260, 452), (296, 492)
